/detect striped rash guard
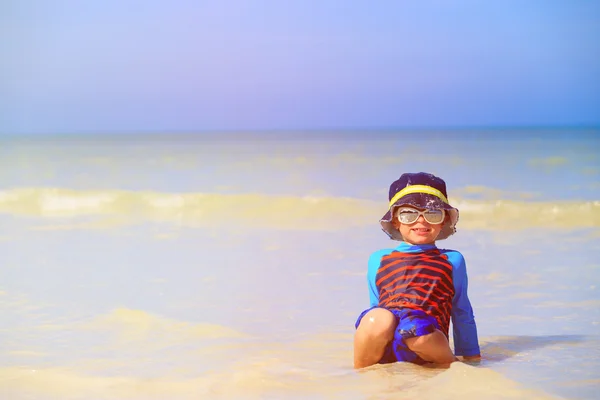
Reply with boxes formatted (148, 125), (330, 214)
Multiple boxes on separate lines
(367, 242), (480, 357)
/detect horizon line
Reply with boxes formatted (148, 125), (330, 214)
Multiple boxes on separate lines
(1, 124), (599, 138)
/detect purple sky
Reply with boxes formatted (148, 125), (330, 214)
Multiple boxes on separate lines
(1, 1), (599, 134)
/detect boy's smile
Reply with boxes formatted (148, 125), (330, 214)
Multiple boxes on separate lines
(401, 222), (442, 244)
(411, 227), (433, 235)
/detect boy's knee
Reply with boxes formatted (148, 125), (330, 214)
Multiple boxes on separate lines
(404, 330), (456, 364)
(405, 329), (446, 349)
(356, 308), (396, 340)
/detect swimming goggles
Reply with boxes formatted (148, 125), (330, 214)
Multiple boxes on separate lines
(396, 208), (445, 225)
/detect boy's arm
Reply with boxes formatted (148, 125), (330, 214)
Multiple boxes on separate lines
(447, 251), (481, 357)
(367, 250), (388, 307)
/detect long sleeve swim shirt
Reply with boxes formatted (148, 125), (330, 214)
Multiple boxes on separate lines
(366, 242), (480, 357)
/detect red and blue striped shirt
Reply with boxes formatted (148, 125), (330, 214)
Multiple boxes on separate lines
(367, 242), (480, 356)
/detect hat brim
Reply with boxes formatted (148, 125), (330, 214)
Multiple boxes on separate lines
(380, 193), (459, 241)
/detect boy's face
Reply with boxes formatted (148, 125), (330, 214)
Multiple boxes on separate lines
(392, 206), (444, 245)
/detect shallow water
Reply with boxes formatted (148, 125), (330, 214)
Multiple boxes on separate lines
(1, 129), (599, 399)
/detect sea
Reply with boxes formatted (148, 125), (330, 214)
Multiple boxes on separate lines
(0, 129), (599, 400)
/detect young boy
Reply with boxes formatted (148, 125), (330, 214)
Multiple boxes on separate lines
(353, 172), (481, 368)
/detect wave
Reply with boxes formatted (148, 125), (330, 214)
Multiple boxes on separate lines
(1, 187), (598, 230)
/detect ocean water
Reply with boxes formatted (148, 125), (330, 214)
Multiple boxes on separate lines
(0, 129), (599, 400)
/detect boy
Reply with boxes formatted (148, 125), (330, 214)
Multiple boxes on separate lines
(353, 172), (481, 368)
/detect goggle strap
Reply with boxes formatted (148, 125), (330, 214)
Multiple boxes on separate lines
(389, 185), (449, 209)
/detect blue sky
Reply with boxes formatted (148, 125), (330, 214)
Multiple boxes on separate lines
(1, 1), (599, 134)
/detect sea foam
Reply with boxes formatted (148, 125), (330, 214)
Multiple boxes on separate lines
(0, 187), (598, 230)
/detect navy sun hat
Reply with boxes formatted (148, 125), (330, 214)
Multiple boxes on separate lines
(380, 172), (459, 241)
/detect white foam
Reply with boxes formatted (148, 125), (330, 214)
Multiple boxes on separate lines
(0, 187), (599, 230)
(38, 191), (116, 215)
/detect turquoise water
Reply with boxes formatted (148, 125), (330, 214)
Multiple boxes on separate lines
(2, 129), (599, 200)
(0, 129), (599, 399)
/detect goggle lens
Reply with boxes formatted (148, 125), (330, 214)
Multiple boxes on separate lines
(397, 208), (445, 225)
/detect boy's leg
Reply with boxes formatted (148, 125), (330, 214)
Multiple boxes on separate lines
(353, 308), (396, 368)
(404, 329), (458, 365)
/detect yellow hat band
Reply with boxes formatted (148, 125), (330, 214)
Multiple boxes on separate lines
(388, 185), (449, 209)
